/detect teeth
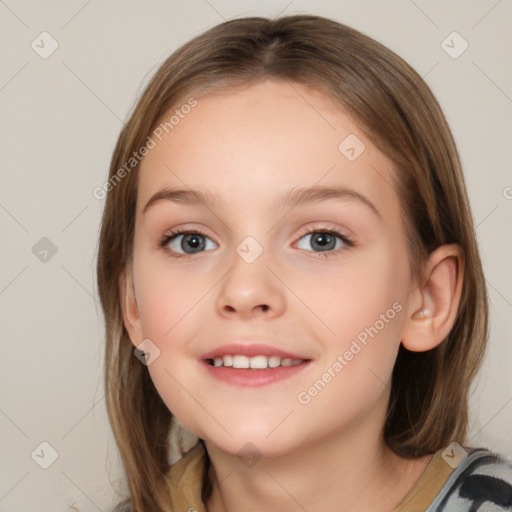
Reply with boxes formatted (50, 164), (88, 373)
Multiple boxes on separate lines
(209, 354), (305, 369)
(249, 355), (268, 369)
(233, 355), (250, 368)
(268, 355), (281, 368)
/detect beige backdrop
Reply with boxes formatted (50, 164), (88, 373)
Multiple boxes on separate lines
(1, 0), (511, 510)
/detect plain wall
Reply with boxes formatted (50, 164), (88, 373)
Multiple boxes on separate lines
(1, 0), (511, 510)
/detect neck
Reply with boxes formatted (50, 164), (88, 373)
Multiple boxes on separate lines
(203, 404), (431, 512)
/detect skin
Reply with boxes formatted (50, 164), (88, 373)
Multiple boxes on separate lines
(120, 78), (464, 511)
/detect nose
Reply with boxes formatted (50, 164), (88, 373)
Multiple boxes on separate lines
(215, 250), (286, 320)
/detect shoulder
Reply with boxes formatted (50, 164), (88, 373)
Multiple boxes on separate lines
(427, 447), (512, 511)
(166, 440), (206, 485)
(165, 441), (208, 511)
(108, 443), (206, 512)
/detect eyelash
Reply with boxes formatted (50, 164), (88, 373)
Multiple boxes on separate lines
(158, 225), (355, 260)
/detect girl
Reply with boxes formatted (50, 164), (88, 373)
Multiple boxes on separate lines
(96, 14), (512, 512)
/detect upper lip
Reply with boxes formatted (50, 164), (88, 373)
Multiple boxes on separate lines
(199, 342), (310, 361)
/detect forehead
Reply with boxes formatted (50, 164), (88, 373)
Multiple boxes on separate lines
(137, 79), (399, 218)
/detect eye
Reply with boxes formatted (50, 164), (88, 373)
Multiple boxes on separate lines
(295, 226), (354, 258)
(159, 225), (354, 259)
(159, 229), (217, 258)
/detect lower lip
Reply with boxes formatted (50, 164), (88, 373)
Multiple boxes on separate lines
(201, 359), (312, 387)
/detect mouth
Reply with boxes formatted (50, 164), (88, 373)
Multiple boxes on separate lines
(205, 354), (308, 369)
(200, 343), (313, 387)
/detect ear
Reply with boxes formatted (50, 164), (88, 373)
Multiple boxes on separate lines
(119, 260), (143, 347)
(401, 243), (464, 352)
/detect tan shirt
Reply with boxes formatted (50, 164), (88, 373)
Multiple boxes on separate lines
(164, 442), (458, 512)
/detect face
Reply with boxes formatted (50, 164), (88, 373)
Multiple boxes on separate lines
(123, 79), (416, 457)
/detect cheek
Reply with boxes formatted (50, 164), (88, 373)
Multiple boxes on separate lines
(306, 248), (408, 348)
(304, 243), (409, 397)
(132, 257), (209, 429)
(133, 253), (212, 341)
(131, 253), (215, 416)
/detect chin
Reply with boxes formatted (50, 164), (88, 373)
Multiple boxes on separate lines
(201, 428), (302, 460)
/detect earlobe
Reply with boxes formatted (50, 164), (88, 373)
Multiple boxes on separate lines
(401, 244), (464, 352)
(119, 263), (142, 346)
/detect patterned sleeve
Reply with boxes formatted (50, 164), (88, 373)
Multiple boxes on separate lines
(428, 449), (512, 511)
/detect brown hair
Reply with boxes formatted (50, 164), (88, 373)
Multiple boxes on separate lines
(96, 14), (488, 512)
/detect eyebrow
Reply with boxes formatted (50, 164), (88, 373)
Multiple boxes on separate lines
(142, 184), (381, 219)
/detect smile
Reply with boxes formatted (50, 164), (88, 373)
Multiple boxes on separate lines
(202, 357), (312, 387)
(206, 354), (305, 369)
